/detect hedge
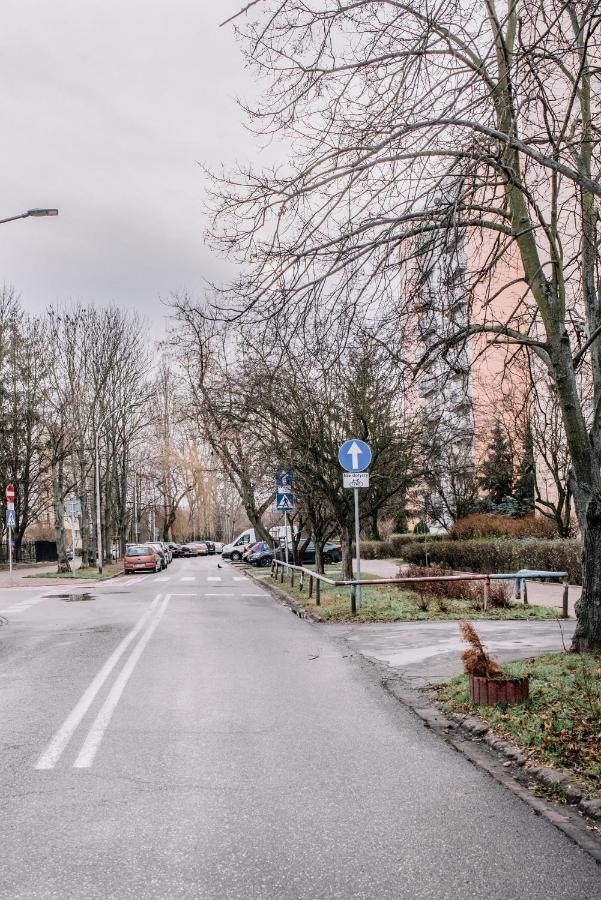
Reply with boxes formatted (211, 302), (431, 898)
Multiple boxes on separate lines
(357, 534), (448, 559)
(401, 538), (582, 584)
(389, 533), (447, 551)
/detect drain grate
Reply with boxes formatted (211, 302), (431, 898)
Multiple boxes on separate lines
(50, 593), (96, 602)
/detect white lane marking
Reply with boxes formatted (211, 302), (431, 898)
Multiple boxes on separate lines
(35, 594), (162, 770)
(180, 576), (195, 582)
(206, 576), (221, 582)
(154, 576), (171, 583)
(73, 594), (171, 768)
(0, 594), (49, 615)
(204, 593), (234, 596)
(233, 577), (246, 581)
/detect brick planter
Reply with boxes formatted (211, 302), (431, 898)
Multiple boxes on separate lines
(469, 675), (529, 706)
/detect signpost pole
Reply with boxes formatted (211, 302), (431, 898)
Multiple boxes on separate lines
(8, 525), (12, 576)
(353, 487), (361, 609)
(284, 510), (289, 565)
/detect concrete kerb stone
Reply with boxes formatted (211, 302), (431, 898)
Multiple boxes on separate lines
(244, 561), (601, 859)
(372, 664), (601, 863)
(243, 566), (323, 623)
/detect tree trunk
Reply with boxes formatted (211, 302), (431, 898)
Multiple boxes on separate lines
(572, 496), (601, 653)
(78, 449), (92, 567)
(314, 541), (325, 575)
(341, 525), (353, 581)
(369, 510), (381, 541)
(52, 458), (70, 573)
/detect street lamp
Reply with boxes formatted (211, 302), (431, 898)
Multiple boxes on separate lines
(95, 405), (132, 574)
(0, 208), (58, 225)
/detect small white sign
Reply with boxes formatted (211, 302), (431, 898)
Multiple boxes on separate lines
(343, 472), (369, 489)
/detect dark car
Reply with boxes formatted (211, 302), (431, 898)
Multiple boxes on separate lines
(248, 541), (274, 567)
(276, 541), (342, 565)
(205, 541), (215, 555)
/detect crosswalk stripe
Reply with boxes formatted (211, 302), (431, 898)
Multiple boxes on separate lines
(207, 576), (221, 582)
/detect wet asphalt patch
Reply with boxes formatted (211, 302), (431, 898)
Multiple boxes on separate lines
(46, 593), (96, 602)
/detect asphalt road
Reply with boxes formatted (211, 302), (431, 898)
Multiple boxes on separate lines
(0, 557), (598, 899)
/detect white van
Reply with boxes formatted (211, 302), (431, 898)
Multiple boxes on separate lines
(221, 528), (257, 561)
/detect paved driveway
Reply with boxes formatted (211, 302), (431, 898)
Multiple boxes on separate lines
(327, 619), (576, 685)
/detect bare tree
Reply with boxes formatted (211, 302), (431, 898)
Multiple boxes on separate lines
(212, 1), (601, 651)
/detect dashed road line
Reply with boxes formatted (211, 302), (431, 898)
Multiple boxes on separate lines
(207, 576), (222, 582)
(179, 576), (195, 582)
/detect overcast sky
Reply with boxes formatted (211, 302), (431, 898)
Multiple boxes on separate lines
(0, 1), (256, 333)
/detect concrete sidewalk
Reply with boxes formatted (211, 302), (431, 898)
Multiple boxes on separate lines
(361, 558), (580, 617)
(329, 618), (576, 687)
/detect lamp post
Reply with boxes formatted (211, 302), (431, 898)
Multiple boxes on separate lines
(95, 404), (132, 575)
(0, 208), (58, 225)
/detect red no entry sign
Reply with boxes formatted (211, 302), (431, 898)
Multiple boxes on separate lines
(5, 484), (15, 503)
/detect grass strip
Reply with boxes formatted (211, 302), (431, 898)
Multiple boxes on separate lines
(26, 566), (122, 581)
(254, 567), (559, 622)
(436, 652), (601, 796)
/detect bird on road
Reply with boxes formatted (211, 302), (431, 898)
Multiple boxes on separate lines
(217, 563), (222, 569)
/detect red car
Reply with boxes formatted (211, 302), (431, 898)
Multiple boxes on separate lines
(124, 545), (161, 574)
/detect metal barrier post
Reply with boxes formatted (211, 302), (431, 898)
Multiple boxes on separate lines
(521, 578), (528, 605)
(290, 567), (294, 587)
(309, 575), (313, 599)
(299, 571), (304, 592)
(562, 578), (569, 619)
(483, 576), (490, 612)
(316, 579), (321, 606)
(351, 583), (357, 615)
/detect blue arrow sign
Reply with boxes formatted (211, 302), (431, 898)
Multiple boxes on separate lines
(276, 492), (295, 511)
(275, 468), (293, 487)
(338, 439), (372, 472)
(5, 508), (16, 529)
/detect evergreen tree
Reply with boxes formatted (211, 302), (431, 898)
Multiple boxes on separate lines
(479, 421), (513, 507)
(513, 420), (535, 511)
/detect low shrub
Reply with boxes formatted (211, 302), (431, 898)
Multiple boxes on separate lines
(358, 540), (396, 559)
(402, 538), (581, 584)
(405, 564), (511, 608)
(389, 532), (447, 553)
(450, 513), (559, 541)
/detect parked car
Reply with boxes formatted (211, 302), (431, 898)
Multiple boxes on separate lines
(124, 545), (161, 574)
(187, 542), (208, 556)
(147, 542), (168, 569)
(169, 543), (183, 558)
(204, 541), (215, 555)
(248, 542), (274, 567)
(221, 528), (257, 561)
(242, 541), (263, 562)
(276, 541), (342, 565)
(213, 542), (223, 554)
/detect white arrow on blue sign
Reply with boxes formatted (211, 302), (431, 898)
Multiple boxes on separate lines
(338, 439), (372, 472)
(276, 492), (295, 511)
(6, 508), (16, 529)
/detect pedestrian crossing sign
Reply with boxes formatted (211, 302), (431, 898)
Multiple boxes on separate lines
(276, 492), (295, 511)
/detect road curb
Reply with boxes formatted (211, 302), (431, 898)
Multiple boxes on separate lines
(243, 567), (323, 622)
(376, 668), (601, 864)
(246, 562), (601, 861)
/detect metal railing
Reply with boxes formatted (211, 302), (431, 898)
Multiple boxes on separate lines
(270, 559), (570, 617)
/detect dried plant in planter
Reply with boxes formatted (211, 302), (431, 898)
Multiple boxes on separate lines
(459, 621), (504, 679)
